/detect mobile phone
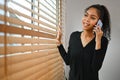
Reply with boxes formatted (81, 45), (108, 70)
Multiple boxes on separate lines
(97, 19), (103, 28)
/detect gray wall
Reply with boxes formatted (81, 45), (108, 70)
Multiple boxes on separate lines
(64, 0), (120, 80)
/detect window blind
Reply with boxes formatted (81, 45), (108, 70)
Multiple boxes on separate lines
(0, 0), (64, 80)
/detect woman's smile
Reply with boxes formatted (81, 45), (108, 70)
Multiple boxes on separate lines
(83, 22), (90, 27)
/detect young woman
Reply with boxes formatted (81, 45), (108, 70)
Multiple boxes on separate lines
(56, 4), (111, 80)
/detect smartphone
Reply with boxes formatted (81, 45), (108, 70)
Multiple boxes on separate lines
(97, 19), (103, 28)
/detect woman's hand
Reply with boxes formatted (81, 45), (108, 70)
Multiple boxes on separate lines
(56, 26), (62, 46)
(93, 25), (103, 50)
(93, 25), (103, 41)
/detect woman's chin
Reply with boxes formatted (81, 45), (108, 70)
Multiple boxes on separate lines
(82, 25), (93, 30)
(82, 27), (93, 31)
(82, 26), (89, 30)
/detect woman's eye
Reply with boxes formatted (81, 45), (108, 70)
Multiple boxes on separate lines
(84, 14), (87, 17)
(91, 17), (96, 20)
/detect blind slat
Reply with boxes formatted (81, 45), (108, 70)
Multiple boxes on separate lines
(4, 36), (57, 44)
(24, 65), (63, 80)
(0, 36), (4, 43)
(0, 47), (4, 55)
(0, 0), (64, 79)
(37, 65), (62, 80)
(0, 24), (56, 39)
(44, 0), (56, 11)
(38, 1), (56, 16)
(0, 57), (5, 67)
(4, 45), (57, 54)
(0, 67), (5, 78)
(6, 49), (58, 65)
(10, 0), (57, 25)
(26, 0), (57, 25)
(6, 57), (61, 80)
(7, 53), (59, 75)
(50, 0), (56, 6)
(48, 68), (63, 80)
(0, 57), (5, 78)
(0, 4), (57, 30)
(40, 8), (57, 21)
(0, 49), (59, 66)
(0, 15), (57, 31)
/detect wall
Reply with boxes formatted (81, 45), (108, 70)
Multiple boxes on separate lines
(64, 0), (120, 80)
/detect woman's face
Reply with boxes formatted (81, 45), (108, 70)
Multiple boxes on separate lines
(82, 8), (99, 31)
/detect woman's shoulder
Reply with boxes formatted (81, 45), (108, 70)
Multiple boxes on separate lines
(69, 31), (81, 42)
(101, 36), (109, 44)
(69, 31), (82, 38)
(102, 36), (108, 41)
(70, 31), (82, 36)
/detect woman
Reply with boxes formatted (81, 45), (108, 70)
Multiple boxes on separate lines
(56, 4), (111, 80)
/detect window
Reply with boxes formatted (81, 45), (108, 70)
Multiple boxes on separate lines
(0, 0), (64, 80)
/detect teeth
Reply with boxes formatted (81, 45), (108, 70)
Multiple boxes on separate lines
(84, 23), (89, 26)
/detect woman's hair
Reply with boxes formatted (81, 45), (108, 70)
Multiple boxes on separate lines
(85, 4), (111, 40)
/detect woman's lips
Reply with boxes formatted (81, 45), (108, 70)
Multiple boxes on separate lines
(83, 22), (90, 27)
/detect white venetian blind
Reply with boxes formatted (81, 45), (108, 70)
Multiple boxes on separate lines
(0, 0), (64, 80)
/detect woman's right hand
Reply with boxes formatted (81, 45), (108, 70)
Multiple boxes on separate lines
(56, 26), (62, 46)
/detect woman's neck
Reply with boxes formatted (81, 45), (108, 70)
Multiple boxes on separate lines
(82, 30), (94, 38)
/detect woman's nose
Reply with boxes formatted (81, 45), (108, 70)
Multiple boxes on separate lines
(85, 17), (90, 22)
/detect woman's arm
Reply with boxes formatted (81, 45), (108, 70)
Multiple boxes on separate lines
(92, 26), (109, 72)
(91, 37), (108, 72)
(56, 26), (73, 65)
(57, 44), (71, 65)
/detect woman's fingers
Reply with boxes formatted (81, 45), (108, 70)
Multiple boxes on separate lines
(56, 26), (62, 41)
(58, 26), (62, 32)
(56, 26), (62, 45)
(94, 25), (102, 33)
(93, 25), (103, 41)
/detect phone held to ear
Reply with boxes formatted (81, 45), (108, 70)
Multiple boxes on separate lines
(96, 19), (103, 28)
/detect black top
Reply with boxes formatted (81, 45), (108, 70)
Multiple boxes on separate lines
(57, 31), (108, 80)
